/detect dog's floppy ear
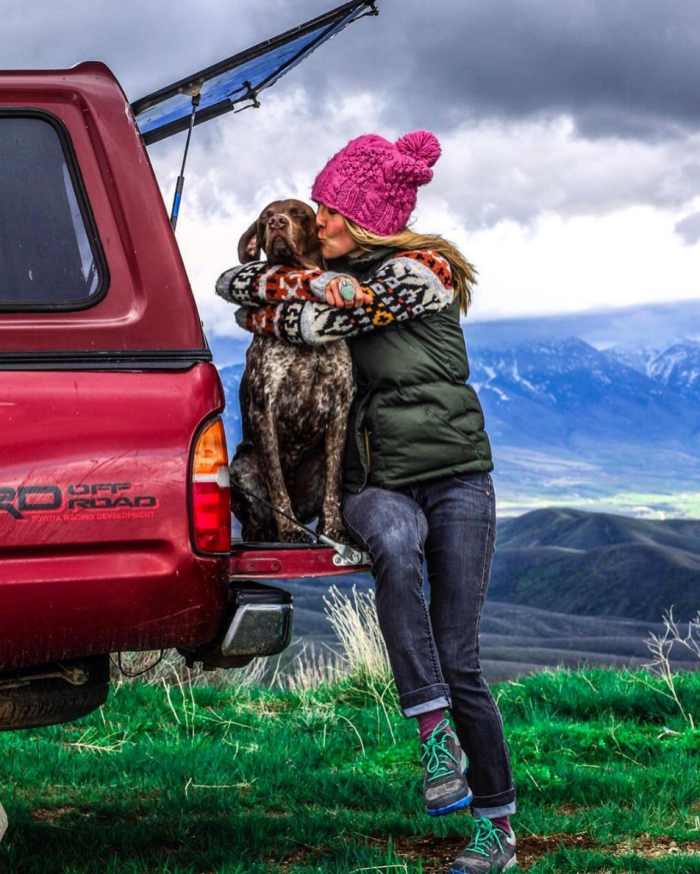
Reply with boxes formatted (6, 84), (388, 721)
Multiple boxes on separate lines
(238, 220), (262, 264)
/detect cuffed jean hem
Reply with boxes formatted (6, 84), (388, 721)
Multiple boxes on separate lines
(472, 801), (517, 818)
(403, 696), (451, 719)
(400, 684), (452, 718)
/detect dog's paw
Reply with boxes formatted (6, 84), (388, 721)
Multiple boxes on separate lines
(319, 524), (348, 544)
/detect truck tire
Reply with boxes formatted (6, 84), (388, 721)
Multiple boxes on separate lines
(0, 656), (110, 731)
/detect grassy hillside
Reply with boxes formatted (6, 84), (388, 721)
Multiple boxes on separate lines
(489, 508), (700, 620)
(497, 508), (700, 553)
(1, 666), (700, 873)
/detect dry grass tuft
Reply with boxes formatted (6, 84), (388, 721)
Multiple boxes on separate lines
(322, 584), (391, 680)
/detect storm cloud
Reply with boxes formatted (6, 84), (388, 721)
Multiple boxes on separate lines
(3, 0), (700, 327)
(5, 0), (700, 140)
(251, 1), (700, 142)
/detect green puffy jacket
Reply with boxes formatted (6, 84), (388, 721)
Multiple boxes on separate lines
(330, 247), (494, 493)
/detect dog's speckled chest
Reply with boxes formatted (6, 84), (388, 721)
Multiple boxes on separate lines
(246, 335), (354, 461)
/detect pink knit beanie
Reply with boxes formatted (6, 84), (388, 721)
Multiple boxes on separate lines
(311, 130), (441, 237)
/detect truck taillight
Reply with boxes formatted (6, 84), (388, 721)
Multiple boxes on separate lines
(191, 417), (231, 554)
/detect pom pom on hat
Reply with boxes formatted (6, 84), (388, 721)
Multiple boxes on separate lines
(311, 129), (443, 237)
(395, 131), (442, 167)
(389, 131), (441, 187)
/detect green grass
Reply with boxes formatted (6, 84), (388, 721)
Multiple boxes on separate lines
(1, 668), (700, 873)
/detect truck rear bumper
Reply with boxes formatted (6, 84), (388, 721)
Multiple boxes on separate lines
(179, 579), (293, 669)
(222, 582), (293, 658)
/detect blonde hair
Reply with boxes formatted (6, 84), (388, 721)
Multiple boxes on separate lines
(342, 217), (477, 315)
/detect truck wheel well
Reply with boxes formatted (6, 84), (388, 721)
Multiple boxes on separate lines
(0, 655), (109, 731)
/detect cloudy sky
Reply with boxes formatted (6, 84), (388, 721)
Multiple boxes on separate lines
(5, 0), (700, 339)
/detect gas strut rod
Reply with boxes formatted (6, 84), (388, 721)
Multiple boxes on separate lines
(170, 91), (201, 230)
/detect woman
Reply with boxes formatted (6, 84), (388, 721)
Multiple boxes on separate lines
(217, 131), (517, 874)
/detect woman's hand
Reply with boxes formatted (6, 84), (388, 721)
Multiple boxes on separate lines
(324, 275), (372, 309)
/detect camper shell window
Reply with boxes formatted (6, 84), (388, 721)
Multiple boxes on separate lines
(0, 111), (106, 310)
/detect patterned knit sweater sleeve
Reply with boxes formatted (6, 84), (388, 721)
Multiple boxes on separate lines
(220, 250), (455, 345)
(216, 262), (343, 305)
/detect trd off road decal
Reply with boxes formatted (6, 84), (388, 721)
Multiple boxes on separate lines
(0, 483), (159, 522)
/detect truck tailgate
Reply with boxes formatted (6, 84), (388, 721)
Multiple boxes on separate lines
(0, 363), (228, 672)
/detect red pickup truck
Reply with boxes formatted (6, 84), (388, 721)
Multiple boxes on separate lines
(0, 62), (367, 734)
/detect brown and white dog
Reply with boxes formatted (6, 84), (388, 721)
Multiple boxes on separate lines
(229, 199), (354, 543)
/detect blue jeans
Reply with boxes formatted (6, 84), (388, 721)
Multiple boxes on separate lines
(342, 471), (516, 817)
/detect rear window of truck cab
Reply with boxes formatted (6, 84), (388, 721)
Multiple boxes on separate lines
(0, 111), (106, 310)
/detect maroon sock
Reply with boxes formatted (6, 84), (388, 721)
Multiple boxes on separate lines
(489, 815), (512, 835)
(417, 709), (453, 743)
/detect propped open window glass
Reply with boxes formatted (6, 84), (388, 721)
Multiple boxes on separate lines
(0, 113), (106, 309)
(132, 0), (378, 145)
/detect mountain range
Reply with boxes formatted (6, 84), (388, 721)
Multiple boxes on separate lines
(463, 336), (700, 517)
(215, 333), (700, 518)
(491, 507), (700, 620)
(276, 507), (700, 627)
(469, 337), (699, 450)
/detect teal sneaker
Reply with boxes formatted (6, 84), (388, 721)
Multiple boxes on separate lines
(420, 719), (472, 816)
(449, 816), (517, 873)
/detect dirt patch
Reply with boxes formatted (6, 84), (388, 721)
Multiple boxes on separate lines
(515, 834), (596, 867)
(262, 809), (293, 819)
(556, 803), (585, 816)
(389, 832), (595, 871)
(255, 831), (600, 873)
(612, 836), (700, 859)
(30, 806), (78, 823)
(274, 840), (332, 872)
(395, 830), (700, 866)
(387, 833), (700, 870)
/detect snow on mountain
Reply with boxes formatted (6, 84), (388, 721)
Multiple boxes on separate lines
(466, 336), (700, 470)
(605, 339), (700, 399)
(647, 341), (700, 398)
(600, 342), (664, 376)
